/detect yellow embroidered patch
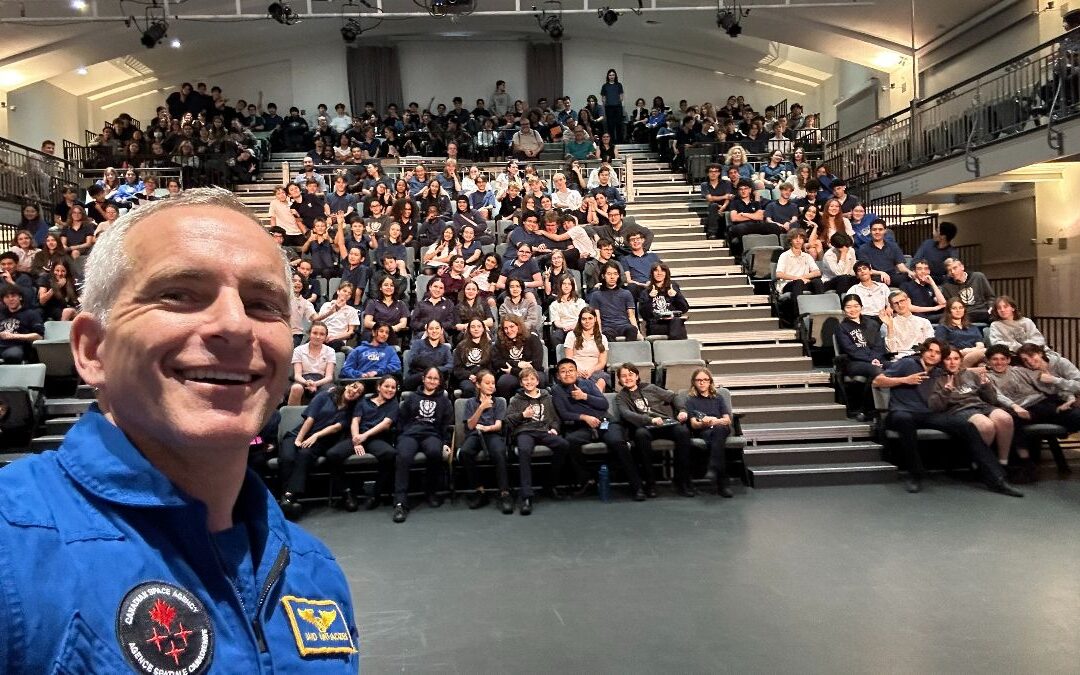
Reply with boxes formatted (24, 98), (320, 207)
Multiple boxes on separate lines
(280, 596), (357, 656)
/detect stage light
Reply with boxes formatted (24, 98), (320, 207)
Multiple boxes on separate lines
(268, 2), (301, 25)
(541, 15), (563, 39)
(341, 19), (362, 43)
(141, 19), (169, 48)
(599, 8), (619, 26)
(717, 10), (741, 37)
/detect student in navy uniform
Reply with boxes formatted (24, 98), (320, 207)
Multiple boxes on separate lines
(392, 367), (453, 523)
(0, 283), (44, 363)
(329, 375), (400, 513)
(402, 319), (453, 391)
(506, 366), (570, 515)
(459, 371), (515, 514)
(0, 190), (359, 672)
(684, 367), (735, 498)
(589, 262), (641, 341)
(278, 382), (364, 520)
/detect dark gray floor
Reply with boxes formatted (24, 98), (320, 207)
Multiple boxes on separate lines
(304, 478), (1080, 674)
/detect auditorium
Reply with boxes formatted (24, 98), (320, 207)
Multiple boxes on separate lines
(0, 0), (1076, 671)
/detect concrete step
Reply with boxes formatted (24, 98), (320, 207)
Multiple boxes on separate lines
(748, 462), (897, 488)
(735, 402), (850, 425)
(693, 329), (797, 344)
(730, 386), (837, 407)
(44, 416), (79, 435)
(703, 342), (806, 364)
(677, 274), (744, 288)
(76, 384), (95, 400)
(626, 201), (705, 212)
(690, 317), (782, 333)
(743, 441), (883, 467)
(30, 435), (64, 452)
(650, 241), (730, 253)
(690, 306), (773, 321)
(667, 256), (738, 268)
(714, 371), (832, 389)
(45, 398), (92, 417)
(659, 247), (730, 260)
(741, 420), (874, 444)
(636, 185), (697, 196)
(690, 295), (771, 308)
(670, 265), (745, 276)
(681, 284), (754, 299)
(707, 356), (812, 375)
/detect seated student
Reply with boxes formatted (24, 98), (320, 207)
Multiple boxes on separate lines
(639, 262), (690, 340)
(700, 163), (734, 240)
(835, 294), (887, 419)
(468, 174), (497, 219)
(391, 367), (454, 524)
(313, 282), (361, 350)
(301, 219), (338, 279)
(421, 225), (458, 275)
(506, 366), (571, 515)
(453, 319), (495, 398)
(412, 275), (457, 338)
(337, 246), (370, 307)
(822, 232), (858, 294)
(0, 283), (43, 364)
(913, 221), (958, 284)
(36, 259), (79, 322)
(492, 314), (546, 399)
(615, 363), (696, 497)
(900, 259), (947, 322)
(294, 258), (320, 305)
(341, 322), (401, 380)
(403, 320), (453, 391)
(330, 375), (400, 513)
(499, 277), (542, 335)
(621, 231), (661, 299)
(289, 272), (317, 347)
(872, 338), (1022, 496)
(551, 172), (584, 211)
(589, 262), (641, 341)
(856, 219), (910, 286)
(564, 307), (613, 392)
(277, 382), (363, 520)
(829, 179), (860, 216)
(367, 253), (409, 304)
(551, 358), (631, 498)
(362, 275), (410, 345)
(288, 322), (336, 406)
(583, 239), (622, 292)
(548, 276), (588, 346)
(588, 163), (624, 206)
(0, 252), (37, 307)
(684, 367), (735, 498)
(849, 203), (885, 249)
(372, 221), (409, 276)
(592, 205), (653, 255)
(941, 257), (994, 324)
(930, 346), (1017, 471)
(881, 290), (934, 359)
(727, 180), (781, 257)
(850, 261), (891, 317)
(497, 243), (545, 300)
(1017, 343), (1080, 402)
(764, 183), (800, 233)
(775, 228), (823, 310)
(987, 295), (1046, 353)
(935, 299), (987, 368)
(459, 371), (514, 514)
(451, 195), (492, 245)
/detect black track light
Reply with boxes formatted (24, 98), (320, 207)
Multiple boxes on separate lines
(541, 15), (563, 40)
(599, 7), (619, 26)
(717, 10), (741, 37)
(141, 19), (168, 48)
(268, 2), (301, 25)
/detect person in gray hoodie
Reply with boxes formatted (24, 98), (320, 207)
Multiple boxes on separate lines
(506, 367), (569, 515)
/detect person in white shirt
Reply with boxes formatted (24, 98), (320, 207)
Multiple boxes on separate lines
(822, 232), (858, 294)
(550, 172), (583, 211)
(511, 119), (544, 159)
(288, 322), (337, 405)
(881, 290), (934, 358)
(289, 273), (317, 346)
(851, 261), (890, 317)
(329, 104), (352, 134)
(774, 229), (822, 321)
(547, 276), (589, 346)
(314, 282), (361, 350)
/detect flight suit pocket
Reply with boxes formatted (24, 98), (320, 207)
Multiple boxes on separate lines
(51, 611), (130, 675)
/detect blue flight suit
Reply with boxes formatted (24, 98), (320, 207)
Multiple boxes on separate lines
(0, 407), (360, 673)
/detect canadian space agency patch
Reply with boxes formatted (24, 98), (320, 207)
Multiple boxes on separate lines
(115, 581), (214, 674)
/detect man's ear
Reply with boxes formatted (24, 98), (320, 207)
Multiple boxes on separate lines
(70, 312), (107, 388)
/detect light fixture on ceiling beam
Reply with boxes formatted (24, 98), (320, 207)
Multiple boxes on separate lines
(268, 2), (301, 25)
(598, 7), (619, 26)
(716, 0), (746, 38)
(533, 2), (564, 41)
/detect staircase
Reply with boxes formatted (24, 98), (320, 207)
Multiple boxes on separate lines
(619, 143), (896, 488)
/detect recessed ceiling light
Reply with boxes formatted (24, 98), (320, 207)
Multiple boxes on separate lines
(76, 67), (89, 76)
(71, 0), (88, 10)
(170, 38), (182, 48)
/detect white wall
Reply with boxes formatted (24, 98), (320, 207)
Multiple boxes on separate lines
(7, 81), (83, 148)
(198, 60), (294, 115)
(920, 15), (1040, 98)
(398, 40), (527, 110)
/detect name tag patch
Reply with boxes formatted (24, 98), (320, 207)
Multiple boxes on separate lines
(115, 581), (214, 675)
(281, 595), (357, 656)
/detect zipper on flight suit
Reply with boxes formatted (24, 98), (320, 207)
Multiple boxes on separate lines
(252, 546), (290, 652)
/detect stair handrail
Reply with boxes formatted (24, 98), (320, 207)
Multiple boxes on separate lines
(963, 88), (983, 177)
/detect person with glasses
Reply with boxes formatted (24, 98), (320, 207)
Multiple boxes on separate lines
(881, 290), (934, 360)
(685, 368), (735, 498)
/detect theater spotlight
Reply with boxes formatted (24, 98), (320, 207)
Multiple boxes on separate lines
(541, 15), (563, 40)
(717, 10), (741, 37)
(141, 19), (169, 48)
(341, 18), (362, 43)
(599, 7), (619, 26)
(268, 2), (301, 25)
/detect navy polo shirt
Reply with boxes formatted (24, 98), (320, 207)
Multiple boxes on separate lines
(622, 251), (660, 284)
(857, 240), (906, 276)
(730, 197), (763, 215)
(589, 287), (635, 329)
(501, 258), (540, 283)
(901, 279), (938, 309)
(883, 357), (937, 414)
(764, 200), (799, 224)
(302, 391), (349, 433)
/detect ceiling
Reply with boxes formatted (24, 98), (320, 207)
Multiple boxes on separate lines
(0, 0), (1018, 99)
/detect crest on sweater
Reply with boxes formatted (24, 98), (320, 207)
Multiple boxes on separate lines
(509, 346), (524, 361)
(466, 347), (482, 365)
(418, 399), (437, 420)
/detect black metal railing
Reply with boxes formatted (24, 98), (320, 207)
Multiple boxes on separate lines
(84, 130), (98, 146)
(1033, 316), (1080, 365)
(827, 27), (1080, 183)
(989, 276), (1035, 314)
(0, 138), (79, 220)
(867, 191), (903, 223)
(955, 243), (982, 271)
(888, 214), (938, 254)
(773, 98), (789, 118)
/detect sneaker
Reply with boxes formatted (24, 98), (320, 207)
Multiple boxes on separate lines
(467, 492), (490, 510)
(341, 490), (359, 513)
(364, 495), (382, 511)
(392, 503), (408, 523)
(498, 493), (514, 514)
(279, 495), (303, 521)
(519, 497), (533, 516)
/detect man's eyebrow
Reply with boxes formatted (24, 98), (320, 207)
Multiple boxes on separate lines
(139, 268), (287, 295)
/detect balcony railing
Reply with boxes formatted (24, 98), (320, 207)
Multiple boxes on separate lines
(0, 138), (79, 220)
(827, 27), (1080, 184)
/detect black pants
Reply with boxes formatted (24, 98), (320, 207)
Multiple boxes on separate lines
(604, 106), (624, 143)
(564, 423), (625, 487)
(704, 204), (726, 239)
(886, 410), (1004, 484)
(323, 436), (396, 495)
(459, 431), (510, 493)
(496, 372), (546, 400)
(632, 423), (693, 486)
(646, 318), (687, 340)
(513, 429), (572, 498)
(278, 431), (340, 496)
(728, 222), (785, 257)
(825, 275), (858, 295)
(600, 324), (639, 342)
(394, 434), (445, 504)
(698, 426), (731, 479)
(782, 279), (824, 323)
(1024, 398), (1080, 432)
(843, 361), (884, 414)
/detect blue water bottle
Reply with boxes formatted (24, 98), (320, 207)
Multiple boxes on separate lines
(598, 465), (611, 502)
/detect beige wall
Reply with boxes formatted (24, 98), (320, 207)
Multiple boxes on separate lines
(1034, 164), (1080, 317)
(938, 196), (1038, 281)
